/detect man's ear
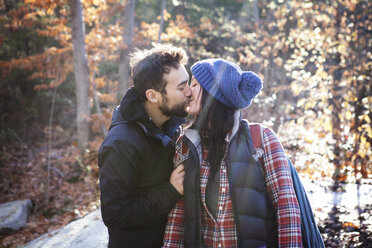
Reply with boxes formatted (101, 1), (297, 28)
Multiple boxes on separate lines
(145, 89), (161, 103)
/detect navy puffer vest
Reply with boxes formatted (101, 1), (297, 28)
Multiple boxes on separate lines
(182, 120), (278, 248)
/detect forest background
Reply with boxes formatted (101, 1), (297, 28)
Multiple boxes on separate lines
(0, 0), (371, 247)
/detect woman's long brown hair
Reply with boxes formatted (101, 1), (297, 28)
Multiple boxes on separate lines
(194, 88), (235, 174)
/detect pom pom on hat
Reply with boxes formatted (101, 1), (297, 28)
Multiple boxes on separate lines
(190, 59), (262, 110)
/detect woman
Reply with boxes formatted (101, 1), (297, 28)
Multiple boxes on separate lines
(164, 59), (302, 248)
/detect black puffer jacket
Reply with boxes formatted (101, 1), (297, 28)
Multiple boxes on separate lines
(98, 87), (183, 248)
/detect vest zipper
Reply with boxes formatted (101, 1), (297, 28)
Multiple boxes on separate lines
(185, 137), (203, 248)
(225, 135), (243, 248)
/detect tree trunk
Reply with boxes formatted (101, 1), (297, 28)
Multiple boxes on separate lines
(251, 0), (260, 73)
(353, 85), (367, 180)
(69, 0), (90, 150)
(118, 0), (135, 100)
(252, 0), (259, 25)
(273, 71), (285, 132)
(157, 0), (166, 42)
(331, 3), (343, 183)
(92, 71), (107, 136)
(45, 86), (57, 206)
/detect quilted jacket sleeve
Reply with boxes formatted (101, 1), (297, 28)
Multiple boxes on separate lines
(99, 138), (181, 229)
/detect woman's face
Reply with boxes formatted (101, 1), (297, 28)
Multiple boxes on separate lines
(188, 77), (202, 116)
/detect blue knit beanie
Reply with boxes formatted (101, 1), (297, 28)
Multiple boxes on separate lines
(190, 58), (263, 110)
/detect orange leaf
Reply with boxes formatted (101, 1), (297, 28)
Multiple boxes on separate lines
(342, 222), (359, 229)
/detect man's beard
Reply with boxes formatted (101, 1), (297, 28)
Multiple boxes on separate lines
(159, 95), (189, 118)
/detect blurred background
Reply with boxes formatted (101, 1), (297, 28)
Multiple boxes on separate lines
(0, 0), (371, 247)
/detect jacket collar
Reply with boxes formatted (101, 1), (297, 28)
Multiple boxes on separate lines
(112, 87), (184, 146)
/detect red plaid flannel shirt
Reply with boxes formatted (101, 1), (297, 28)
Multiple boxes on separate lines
(163, 127), (302, 248)
(200, 144), (238, 248)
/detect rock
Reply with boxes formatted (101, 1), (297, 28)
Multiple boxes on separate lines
(23, 209), (108, 248)
(0, 199), (32, 234)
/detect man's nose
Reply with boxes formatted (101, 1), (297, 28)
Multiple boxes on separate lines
(184, 84), (192, 97)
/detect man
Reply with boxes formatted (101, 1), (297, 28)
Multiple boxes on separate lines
(98, 44), (191, 248)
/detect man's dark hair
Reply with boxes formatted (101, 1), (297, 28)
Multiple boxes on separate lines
(195, 87), (235, 175)
(129, 44), (188, 101)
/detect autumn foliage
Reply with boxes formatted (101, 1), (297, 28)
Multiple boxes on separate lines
(0, 0), (371, 246)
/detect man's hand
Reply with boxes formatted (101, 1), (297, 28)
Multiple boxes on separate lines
(170, 164), (185, 195)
